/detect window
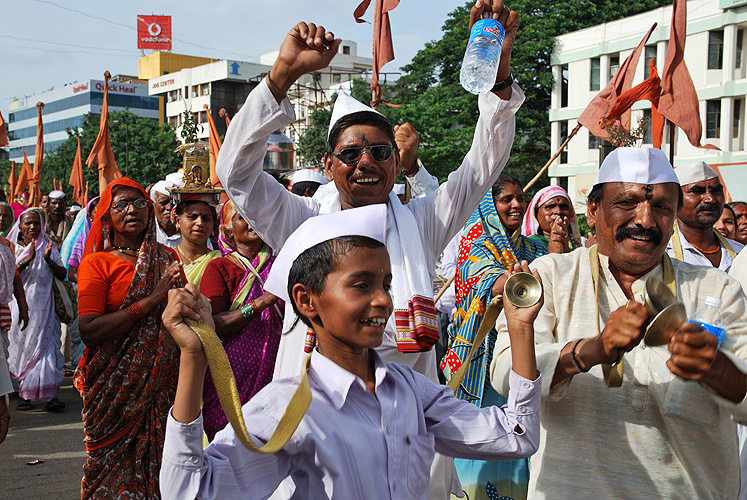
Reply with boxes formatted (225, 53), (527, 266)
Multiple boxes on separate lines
(734, 99), (742, 138)
(560, 121), (569, 164)
(738, 30), (744, 69)
(169, 116), (179, 128)
(709, 30), (724, 70)
(560, 65), (568, 108)
(192, 85), (199, 98)
(706, 100), (721, 139)
(201, 83), (209, 96)
(589, 132), (601, 150)
(590, 58), (600, 91)
(332, 74), (341, 84)
(644, 45), (657, 78)
(609, 55), (619, 80)
(312, 73), (322, 83)
(342, 45), (351, 55)
(643, 109), (652, 144)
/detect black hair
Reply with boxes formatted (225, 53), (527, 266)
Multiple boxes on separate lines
(291, 181), (321, 197)
(326, 111), (396, 153)
(175, 200), (217, 222)
(287, 235), (385, 328)
(588, 183), (684, 209)
(722, 204), (737, 220)
(491, 173), (522, 199)
(728, 201), (747, 209)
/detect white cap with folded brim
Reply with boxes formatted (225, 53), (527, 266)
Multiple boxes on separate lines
(289, 169), (328, 185)
(150, 180), (175, 202)
(264, 204), (388, 304)
(674, 161), (719, 186)
(593, 147), (679, 186)
(49, 190), (65, 199)
(328, 91), (385, 138)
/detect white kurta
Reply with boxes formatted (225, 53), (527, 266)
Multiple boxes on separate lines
(216, 78), (524, 383)
(492, 247), (747, 499)
(665, 228), (744, 272)
(160, 350), (541, 500)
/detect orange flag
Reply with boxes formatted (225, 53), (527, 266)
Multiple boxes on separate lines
(0, 111), (7, 148)
(15, 151), (33, 200)
(354, 0), (399, 107)
(28, 102), (45, 207)
(605, 59), (666, 148)
(203, 104), (223, 187)
(7, 161), (17, 201)
(578, 23), (657, 142)
(219, 108), (231, 129)
(86, 71), (122, 194)
(69, 137), (85, 205)
(658, 0), (719, 150)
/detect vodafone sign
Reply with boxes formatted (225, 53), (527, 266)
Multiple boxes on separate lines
(137, 15), (172, 50)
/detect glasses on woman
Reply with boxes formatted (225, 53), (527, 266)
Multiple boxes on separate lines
(111, 198), (148, 212)
(331, 145), (395, 165)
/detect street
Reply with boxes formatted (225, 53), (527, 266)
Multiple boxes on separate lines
(0, 375), (86, 499)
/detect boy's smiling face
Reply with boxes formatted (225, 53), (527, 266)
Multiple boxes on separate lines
(304, 245), (393, 355)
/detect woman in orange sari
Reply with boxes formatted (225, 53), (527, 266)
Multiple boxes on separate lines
(75, 178), (184, 499)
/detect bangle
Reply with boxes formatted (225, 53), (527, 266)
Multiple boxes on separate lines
(240, 303), (255, 320)
(570, 338), (591, 373)
(491, 73), (514, 93)
(125, 302), (146, 322)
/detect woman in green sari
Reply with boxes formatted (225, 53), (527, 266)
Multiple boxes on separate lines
(174, 198), (221, 287)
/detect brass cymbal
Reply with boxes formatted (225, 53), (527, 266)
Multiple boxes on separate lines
(504, 272), (542, 308)
(644, 302), (687, 346)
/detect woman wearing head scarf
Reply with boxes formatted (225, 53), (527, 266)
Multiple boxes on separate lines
(6, 208), (67, 411)
(522, 185), (582, 253)
(0, 202), (14, 238)
(74, 178), (184, 499)
(441, 174), (548, 500)
(173, 196), (221, 288)
(198, 200), (283, 441)
(61, 196), (100, 282)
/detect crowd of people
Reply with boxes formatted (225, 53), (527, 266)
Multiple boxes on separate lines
(1, 1), (747, 499)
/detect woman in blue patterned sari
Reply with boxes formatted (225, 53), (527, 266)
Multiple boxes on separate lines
(442, 174), (547, 500)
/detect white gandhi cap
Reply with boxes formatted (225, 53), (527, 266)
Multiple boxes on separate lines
(328, 91), (385, 138)
(263, 204), (388, 303)
(289, 169), (328, 185)
(593, 147), (679, 187)
(674, 161), (719, 187)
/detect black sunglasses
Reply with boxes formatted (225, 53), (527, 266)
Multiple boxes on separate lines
(331, 145), (396, 165)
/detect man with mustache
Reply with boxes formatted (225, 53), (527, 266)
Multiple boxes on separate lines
(491, 147), (747, 499)
(666, 161), (743, 271)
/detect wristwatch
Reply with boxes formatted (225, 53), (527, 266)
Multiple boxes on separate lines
(491, 73), (514, 93)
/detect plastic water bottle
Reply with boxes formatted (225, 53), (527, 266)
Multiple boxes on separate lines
(690, 296), (727, 348)
(460, 19), (505, 94)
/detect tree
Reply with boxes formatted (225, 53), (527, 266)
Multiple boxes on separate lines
(1, 110), (182, 200)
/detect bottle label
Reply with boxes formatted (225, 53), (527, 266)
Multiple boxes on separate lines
(690, 320), (726, 348)
(468, 19), (505, 45)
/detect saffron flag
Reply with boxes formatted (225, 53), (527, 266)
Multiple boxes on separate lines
(658, 0), (719, 150)
(29, 102), (45, 207)
(203, 104), (223, 187)
(605, 59), (665, 148)
(69, 137), (85, 205)
(0, 111), (7, 148)
(354, 0), (399, 107)
(7, 161), (16, 201)
(86, 71), (122, 194)
(15, 151), (33, 200)
(578, 23), (658, 142)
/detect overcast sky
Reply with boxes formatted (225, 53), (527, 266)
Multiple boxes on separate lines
(1, 0), (462, 116)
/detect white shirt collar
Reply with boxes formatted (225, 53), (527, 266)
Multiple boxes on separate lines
(308, 349), (390, 410)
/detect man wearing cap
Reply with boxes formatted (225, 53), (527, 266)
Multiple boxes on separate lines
(218, 4), (520, 386)
(45, 190), (73, 246)
(151, 179), (181, 248)
(666, 161), (743, 271)
(491, 147), (747, 499)
(288, 168), (327, 197)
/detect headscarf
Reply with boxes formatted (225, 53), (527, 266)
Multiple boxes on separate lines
(218, 199), (237, 255)
(0, 202), (15, 238)
(84, 178), (148, 258)
(7, 208), (49, 266)
(61, 196), (99, 271)
(521, 186), (582, 249)
(442, 192), (547, 405)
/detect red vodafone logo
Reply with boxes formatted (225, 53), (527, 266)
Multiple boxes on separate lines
(137, 15), (172, 50)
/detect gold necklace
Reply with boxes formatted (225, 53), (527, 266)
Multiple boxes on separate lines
(177, 246), (196, 266)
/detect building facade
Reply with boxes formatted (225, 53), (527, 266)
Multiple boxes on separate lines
(550, 0), (747, 209)
(7, 76), (159, 163)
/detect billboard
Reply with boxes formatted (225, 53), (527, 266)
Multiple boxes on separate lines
(137, 15), (172, 50)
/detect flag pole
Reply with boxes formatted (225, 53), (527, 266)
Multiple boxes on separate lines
(668, 119), (675, 164)
(523, 123), (582, 192)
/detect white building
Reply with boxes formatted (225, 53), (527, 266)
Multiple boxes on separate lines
(7, 76), (158, 164)
(550, 0), (747, 208)
(148, 41), (373, 167)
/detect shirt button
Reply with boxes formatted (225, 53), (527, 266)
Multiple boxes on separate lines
(188, 456), (199, 464)
(518, 406), (526, 414)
